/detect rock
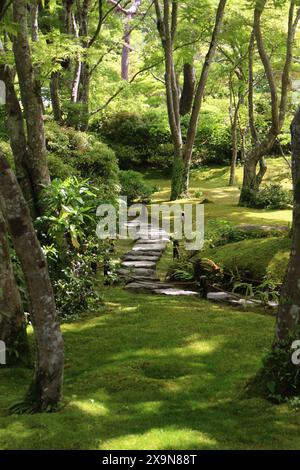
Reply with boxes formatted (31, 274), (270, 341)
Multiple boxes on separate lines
(117, 268), (158, 279)
(125, 281), (173, 293)
(123, 254), (160, 262)
(132, 244), (166, 252)
(121, 260), (156, 268)
(207, 292), (233, 302)
(124, 250), (162, 258)
(136, 238), (169, 244)
(154, 288), (198, 296)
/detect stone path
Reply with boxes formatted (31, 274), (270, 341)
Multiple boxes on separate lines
(117, 219), (198, 296)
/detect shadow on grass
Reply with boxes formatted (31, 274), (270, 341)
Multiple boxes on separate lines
(1, 290), (300, 450)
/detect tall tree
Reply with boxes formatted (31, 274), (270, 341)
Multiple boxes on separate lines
(239, 0), (300, 205)
(276, 107), (300, 341)
(0, 205), (29, 365)
(12, 0), (50, 214)
(107, 0), (142, 81)
(154, 0), (227, 200)
(0, 151), (64, 411)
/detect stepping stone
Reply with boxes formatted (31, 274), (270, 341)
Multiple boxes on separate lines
(123, 255), (160, 262)
(126, 282), (173, 293)
(132, 244), (166, 252)
(124, 250), (162, 258)
(154, 288), (198, 296)
(207, 292), (233, 302)
(135, 239), (169, 244)
(117, 267), (156, 275)
(123, 250), (161, 258)
(122, 261), (156, 268)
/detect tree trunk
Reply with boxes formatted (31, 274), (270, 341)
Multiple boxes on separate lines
(239, 1), (300, 205)
(182, 0), (227, 193)
(179, 63), (195, 116)
(50, 71), (62, 123)
(0, 64), (35, 214)
(0, 152), (64, 410)
(229, 117), (238, 186)
(79, 61), (90, 130)
(12, 0), (50, 215)
(121, 17), (131, 80)
(0, 206), (29, 366)
(276, 108), (300, 341)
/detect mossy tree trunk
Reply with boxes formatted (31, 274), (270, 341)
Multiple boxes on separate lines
(276, 108), (300, 341)
(12, 0), (50, 215)
(0, 206), (29, 366)
(0, 152), (64, 411)
(154, 0), (227, 200)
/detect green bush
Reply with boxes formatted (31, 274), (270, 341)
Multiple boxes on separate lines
(48, 153), (77, 179)
(181, 111), (232, 166)
(73, 141), (119, 182)
(167, 258), (195, 282)
(112, 144), (141, 170)
(119, 170), (156, 203)
(250, 331), (300, 403)
(45, 121), (119, 194)
(243, 184), (293, 210)
(92, 111), (171, 170)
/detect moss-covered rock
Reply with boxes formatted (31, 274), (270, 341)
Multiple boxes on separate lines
(201, 237), (291, 283)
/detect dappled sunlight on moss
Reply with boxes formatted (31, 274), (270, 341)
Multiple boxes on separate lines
(70, 400), (109, 416)
(99, 427), (218, 450)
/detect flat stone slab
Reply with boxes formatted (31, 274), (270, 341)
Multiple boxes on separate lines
(117, 267), (156, 276)
(136, 238), (170, 244)
(154, 288), (198, 296)
(132, 244), (166, 252)
(122, 261), (156, 268)
(207, 292), (233, 302)
(125, 282), (173, 293)
(125, 250), (162, 257)
(123, 255), (160, 262)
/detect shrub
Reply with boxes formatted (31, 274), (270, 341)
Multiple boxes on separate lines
(242, 184), (293, 210)
(119, 170), (156, 203)
(249, 330), (300, 403)
(52, 252), (100, 319)
(48, 153), (77, 179)
(73, 141), (119, 182)
(112, 144), (141, 170)
(92, 111), (171, 170)
(148, 143), (174, 172)
(167, 258), (195, 282)
(181, 110), (232, 166)
(45, 121), (119, 194)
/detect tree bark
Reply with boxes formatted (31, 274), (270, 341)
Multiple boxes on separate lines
(50, 71), (63, 123)
(182, 0), (227, 193)
(0, 64), (35, 214)
(0, 206), (28, 366)
(0, 152), (64, 410)
(276, 108), (300, 341)
(179, 62), (195, 116)
(12, 0), (50, 215)
(239, 1), (300, 205)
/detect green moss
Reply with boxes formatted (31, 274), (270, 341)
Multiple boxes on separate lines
(2, 288), (300, 450)
(201, 237), (291, 282)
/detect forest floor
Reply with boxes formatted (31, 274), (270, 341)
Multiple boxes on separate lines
(1, 157), (299, 450)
